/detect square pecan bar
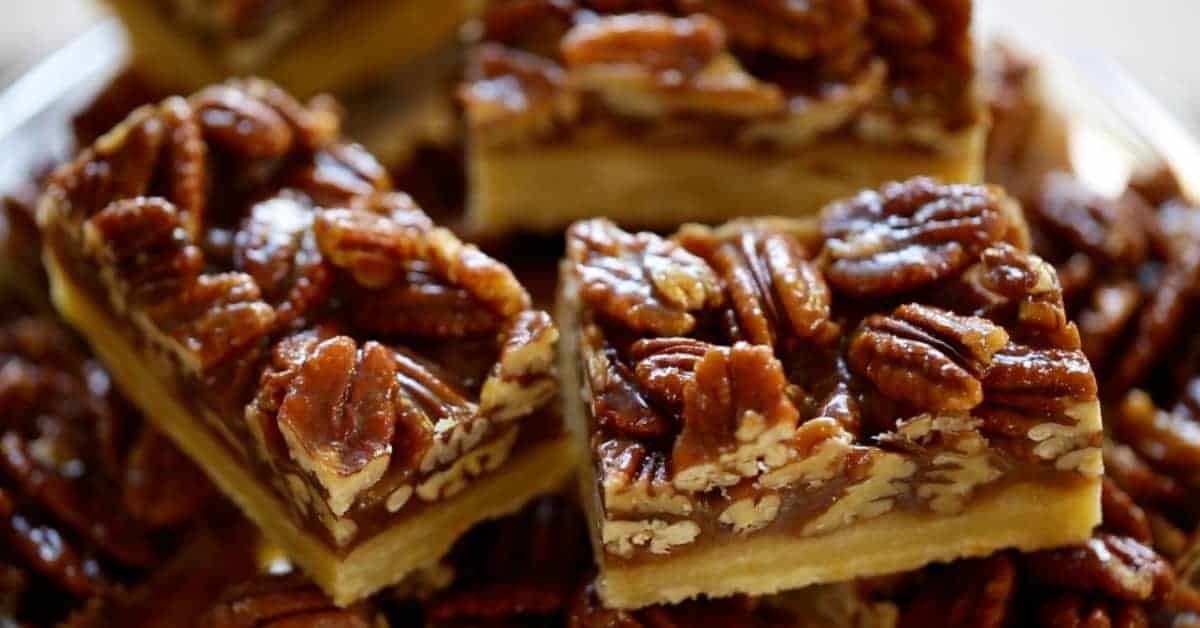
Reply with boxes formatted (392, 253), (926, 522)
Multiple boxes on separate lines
(36, 78), (574, 605)
(557, 177), (1104, 608)
(460, 1), (986, 236)
(107, 0), (474, 96)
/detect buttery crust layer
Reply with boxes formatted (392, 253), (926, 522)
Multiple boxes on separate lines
(466, 130), (985, 236)
(47, 250), (575, 606)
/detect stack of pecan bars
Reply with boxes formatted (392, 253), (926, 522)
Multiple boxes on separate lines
(35, 78), (574, 605)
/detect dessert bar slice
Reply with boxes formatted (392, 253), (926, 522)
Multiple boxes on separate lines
(461, 1), (986, 235)
(37, 78), (573, 605)
(107, 0), (475, 96)
(557, 177), (1103, 608)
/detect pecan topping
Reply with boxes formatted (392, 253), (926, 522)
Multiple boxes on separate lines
(1033, 173), (1150, 265)
(954, 243), (1081, 350)
(673, 342), (799, 473)
(349, 267), (504, 338)
(81, 197), (205, 305)
(274, 335), (402, 516)
(562, 13), (727, 77)
(282, 142), (392, 208)
(143, 272), (276, 371)
(202, 574), (377, 628)
(708, 230), (839, 348)
(313, 197), (432, 288)
(630, 337), (711, 411)
(122, 426), (212, 528)
(425, 227), (532, 320)
(479, 310), (559, 421)
(158, 96), (208, 239)
(192, 84), (295, 159)
(461, 44), (577, 144)
(233, 192), (331, 327)
(848, 304), (1008, 412)
(1111, 390), (1200, 481)
(1023, 533), (1175, 602)
(677, 0), (869, 61)
(820, 178), (1020, 298)
(981, 345), (1098, 409)
(569, 219), (722, 335)
(586, 329), (673, 439)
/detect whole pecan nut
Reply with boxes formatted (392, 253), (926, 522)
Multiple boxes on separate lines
(848, 303), (1009, 412)
(569, 219), (722, 336)
(820, 178), (1022, 298)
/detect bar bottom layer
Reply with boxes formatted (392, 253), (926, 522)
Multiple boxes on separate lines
(466, 130), (985, 236)
(46, 251), (576, 606)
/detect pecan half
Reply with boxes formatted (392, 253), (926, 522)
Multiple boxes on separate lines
(848, 304), (1009, 412)
(461, 44), (577, 145)
(981, 345), (1098, 411)
(562, 13), (727, 77)
(202, 574), (376, 628)
(281, 142), (392, 208)
(143, 272), (276, 371)
(191, 84), (295, 159)
(232, 191), (331, 328)
(673, 342), (799, 482)
(952, 243), (1081, 351)
(313, 197), (432, 288)
(1033, 173), (1150, 265)
(1023, 533), (1175, 602)
(678, 0), (869, 61)
(821, 178), (1021, 298)
(274, 336), (402, 516)
(81, 197), (205, 306)
(349, 267), (504, 338)
(708, 229), (839, 348)
(424, 227), (532, 320)
(158, 96), (208, 240)
(630, 337), (711, 411)
(585, 328), (673, 439)
(569, 219), (722, 335)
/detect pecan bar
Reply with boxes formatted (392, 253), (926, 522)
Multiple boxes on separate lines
(557, 177), (1103, 608)
(106, 0), (475, 96)
(36, 78), (574, 606)
(460, 1), (986, 235)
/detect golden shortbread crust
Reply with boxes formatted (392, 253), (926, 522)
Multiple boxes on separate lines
(467, 129), (986, 237)
(46, 251), (576, 606)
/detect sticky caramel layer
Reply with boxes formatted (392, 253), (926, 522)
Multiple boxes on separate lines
(46, 244), (576, 605)
(110, 0), (471, 96)
(465, 127), (985, 237)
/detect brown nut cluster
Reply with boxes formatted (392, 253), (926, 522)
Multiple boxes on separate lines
(677, 0), (869, 61)
(567, 177), (1101, 556)
(821, 177), (1025, 297)
(41, 78), (557, 532)
(0, 302), (210, 625)
(201, 574), (379, 628)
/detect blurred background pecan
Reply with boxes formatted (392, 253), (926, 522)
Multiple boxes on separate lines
(0, 298), (211, 626)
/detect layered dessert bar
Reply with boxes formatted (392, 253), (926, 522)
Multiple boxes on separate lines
(107, 0), (477, 96)
(460, 1), (986, 235)
(557, 177), (1104, 608)
(36, 78), (573, 605)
